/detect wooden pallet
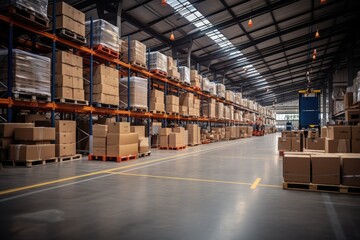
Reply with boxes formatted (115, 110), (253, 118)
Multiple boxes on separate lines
(93, 102), (118, 109)
(150, 110), (166, 115)
(191, 86), (201, 91)
(3, 157), (58, 168)
(159, 146), (186, 150)
(7, 5), (49, 29)
(13, 92), (50, 102)
(283, 182), (360, 194)
(130, 106), (147, 112)
(167, 112), (179, 116)
(188, 143), (201, 147)
(137, 151), (151, 158)
(57, 154), (82, 162)
(93, 44), (119, 58)
(56, 98), (88, 106)
(130, 60), (147, 70)
(201, 140), (210, 144)
(150, 69), (168, 78)
(56, 28), (86, 45)
(167, 76), (180, 83)
(88, 154), (137, 162)
(181, 81), (190, 86)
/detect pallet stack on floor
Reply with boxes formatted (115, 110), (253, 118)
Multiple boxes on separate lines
(159, 127), (187, 150)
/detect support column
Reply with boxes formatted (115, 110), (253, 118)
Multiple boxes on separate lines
(347, 46), (354, 87)
(327, 75), (333, 121)
(187, 40), (193, 69)
(322, 83), (327, 125)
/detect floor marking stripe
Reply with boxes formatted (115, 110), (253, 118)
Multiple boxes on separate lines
(0, 140), (242, 196)
(250, 178), (262, 189)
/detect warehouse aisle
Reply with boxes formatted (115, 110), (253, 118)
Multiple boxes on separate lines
(0, 133), (359, 240)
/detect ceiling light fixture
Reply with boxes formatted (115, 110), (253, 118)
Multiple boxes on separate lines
(313, 49), (317, 55)
(161, 0), (167, 6)
(170, 31), (175, 41)
(320, 0), (326, 4)
(312, 54), (316, 61)
(315, 29), (320, 38)
(248, 18), (253, 27)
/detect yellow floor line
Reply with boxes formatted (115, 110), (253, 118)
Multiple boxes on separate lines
(250, 178), (262, 189)
(0, 141), (242, 196)
(107, 172), (255, 186)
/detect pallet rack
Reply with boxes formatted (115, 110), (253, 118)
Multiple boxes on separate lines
(0, 4), (275, 155)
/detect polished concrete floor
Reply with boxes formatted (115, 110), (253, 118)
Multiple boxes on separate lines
(0, 133), (359, 240)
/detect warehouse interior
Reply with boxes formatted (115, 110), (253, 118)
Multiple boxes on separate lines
(0, 0), (360, 239)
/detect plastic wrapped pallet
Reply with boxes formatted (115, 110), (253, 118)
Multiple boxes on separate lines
(148, 51), (167, 74)
(216, 83), (226, 99)
(0, 49), (51, 97)
(86, 19), (119, 53)
(9, 0), (48, 20)
(121, 40), (146, 67)
(119, 77), (148, 111)
(209, 82), (216, 96)
(216, 102), (224, 119)
(332, 86), (346, 100)
(354, 72), (360, 102)
(178, 66), (190, 85)
(224, 105), (230, 120)
(202, 78), (210, 93)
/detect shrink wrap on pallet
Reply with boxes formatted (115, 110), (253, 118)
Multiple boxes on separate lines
(216, 102), (224, 119)
(216, 83), (225, 99)
(148, 51), (167, 74)
(8, 0), (48, 20)
(202, 78), (210, 93)
(86, 19), (119, 53)
(119, 77), (148, 111)
(121, 40), (146, 67)
(178, 66), (190, 85)
(209, 82), (216, 96)
(0, 49), (51, 97)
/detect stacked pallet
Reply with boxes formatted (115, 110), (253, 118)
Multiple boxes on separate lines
(150, 89), (165, 113)
(159, 127), (186, 149)
(55, 51), (84, 101)
(148, 51), (167, 77)
(130, 126), (150, 155)
(216, 83), (225, 99)
(202, 98), (216, 118)
(224, 105), (230, 120)
(85, 64), (119, 106)
(305, 128), (324, 151)
(202, 78), (211, 93)
(55, 120), (76, 157)
(179, 92), (194, 116)
(119, 76), (148, 111)
(179, 66), (190, 85)
(166, 95), (179, 114)
(92, 124), (107, 156)
(216, 102), (224, 119)
(186, 124), (201, 146)
(190, 70), (201, 89)
(106, 122), (138, 157)
(167, 56), (180, 81)
(122, 40), (146, 68)
(325, 125), (360, 153)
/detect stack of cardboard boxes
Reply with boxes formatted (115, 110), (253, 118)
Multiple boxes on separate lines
(122, 40), (146, 67)
(49, 1), (85, 38)
(166, 56), (180, 81)
(202, 99), (216, 118)
(190, 70), (201, 89)
(212, 127), (225, 141)
(10, 127), (55, 161)
(106, 122), (138, 157)
(166, 95), (179, 114)
(130, 126), (149, 154)
(216, 102), (224, 119)
(179, 92), (194, 116)
(55, 51), (84, 101)
(148, 51), (167, 75)
(186, 124), (201, 146)
(325, 126), (351, 153)
(150, 89), (165, 113)
(283, 153), (360, 187)
(225, 126), (237, 140)
(193, 98), (200, 117)
(344, 91), (360, 122)
(85, 65), (119, 105)
(150, 122), (162, 148)
(306, 129), (324, 150)
(171, 127), (186, 148)
(278, 131), (303, 152)
(92, 124), (107, 156)
(55, 120), (76, 157)
(216, 84), (226, 99)
(352, 125), (360, 153)
(119, 77), (148, 111)
(159, 128), (172, 148)
(224, 105), (230, 120)
(225, 90), (235, 103)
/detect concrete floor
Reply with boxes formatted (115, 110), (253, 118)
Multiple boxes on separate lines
(0, 133), (359, 240)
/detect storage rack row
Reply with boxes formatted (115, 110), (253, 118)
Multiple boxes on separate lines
(0, 6), (275, 154)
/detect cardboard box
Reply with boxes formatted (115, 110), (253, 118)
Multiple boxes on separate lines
(56, 86), (73, 99)
(73, 8), (85, 25)
(10, 144), (55, 161)
(352, 139), (360, 153)
(352, 126), (360, 139)
(93, 147), (106, 156)
(106, 143), (138, 156)
(325, 138), (351, 153)
(73, 77), (83, 89)
(139, 137), (149, 153)
(72, 89), (85, 101)
(160, 135), (168, 147)
(321, 127), (327, 138)
(74, 20), (85, 36)
(150, 102), (165, 112)
(93, 137), (106, 148)
(292, 130), (303, 138)
(166, 95), (179, 105)
(327, 126), (351, 139)
(55, 15), (75, 32)
(107, 133), (138, 146)
(49, 1), (74, 18)
(151, 89), (164, 98)
(107, 122), (130, 134)
(14, 127), (55, 141)
(341, 154), (360, 186)
(93, 124), (108, 138)
(160, 128), (172, 136)
(306, 138), (325, 150)
(0, 123), (34, 137)
(173, 127), (185, 134)
(166, 104), (179, 113)
(311, 155), (340, 185)
(291, 137), (302, 152)
(169, 133), (183, 147)
(278, 137), (291, 151)
(281, 131), (292, 138)
(56, 132), (75, 144)
(56, 143), (76, 157)
(307, 130), (319, 139)
(56, 74), (73, 88)
(130, 126), (145, 138)
(56, 120), (76, 133)
(344, 92), (353, 109)
(283, 155), (311, 183)
(0, 137), (12, 150)
(345, 109), (360, 122)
